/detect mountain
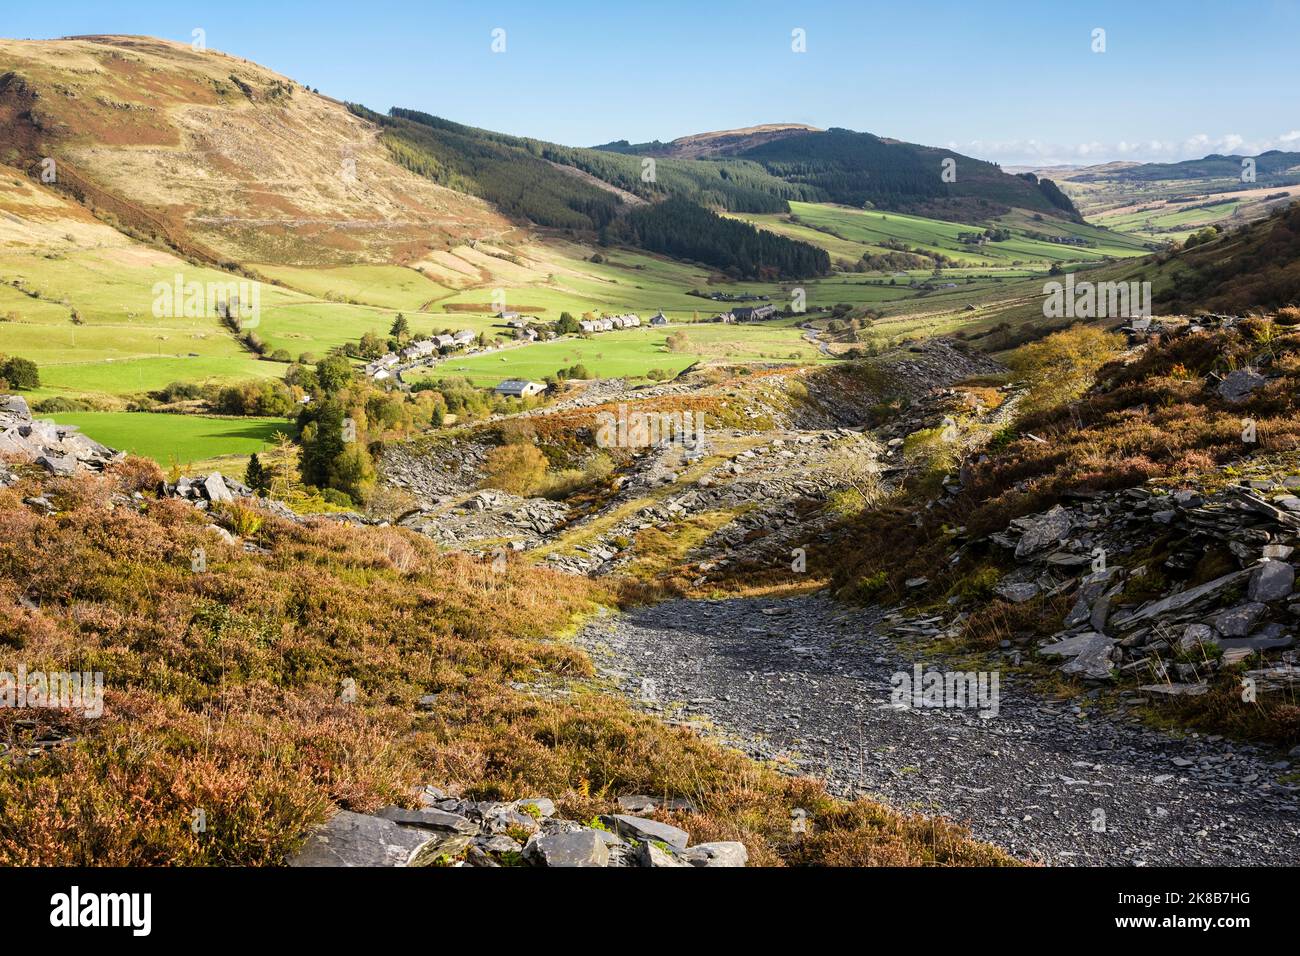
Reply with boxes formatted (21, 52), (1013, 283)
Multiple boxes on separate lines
(0, 35), (511, 266)
(595, 125), (1081, 221)
(594, 123), (821, 159)
(359, 107), (830, 278)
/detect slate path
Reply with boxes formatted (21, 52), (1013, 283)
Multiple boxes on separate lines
(576, 593), (1300, 865)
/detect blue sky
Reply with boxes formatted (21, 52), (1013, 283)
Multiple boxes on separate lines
(5, 0), (1298, 166)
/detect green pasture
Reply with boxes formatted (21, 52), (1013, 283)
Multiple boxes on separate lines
(46, 411), (293, 465)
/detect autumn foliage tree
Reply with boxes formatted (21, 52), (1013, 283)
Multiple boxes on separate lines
(480, 443), (548, 495)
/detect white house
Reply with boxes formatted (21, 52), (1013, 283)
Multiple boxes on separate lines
(649, 312), (669, 326)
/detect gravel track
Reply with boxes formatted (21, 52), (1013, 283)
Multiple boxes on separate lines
(576, 593), (1300, 865)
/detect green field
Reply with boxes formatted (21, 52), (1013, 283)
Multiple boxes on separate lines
(1, 198), (1150, 405)
(255, 263), (451, 311)
(728, 202), (1152, 267)
(47, 412), (293, 465)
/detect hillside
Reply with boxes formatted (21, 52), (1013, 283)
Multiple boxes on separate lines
(0, 35), (511, 266)
(597, 126), (1081, 222)
(1150, 202), (1300, 313)
(594, 123), (821, 159)
(372, 107), (813, 215)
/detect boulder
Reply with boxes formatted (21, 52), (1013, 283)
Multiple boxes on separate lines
(515, 797), (555, 818)
(1248, 560), (1295, 603)
(684, 842), (749, 867)
(1040, 631), (1116, 680)
(289, 810), (438, 867)
(1217, 369), (1266, 403)
(1177, 623), (1217, 653)
(202, 472), (233, 503)
(1110, 569), (1249, 629)
(1208, 602), (1266, 638)
(523, 830), (609, 867)
(639, 841), (690, 867)
(1014, 505), (1074, 559)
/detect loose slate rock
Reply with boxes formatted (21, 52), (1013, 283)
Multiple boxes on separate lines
(684, 842), (749, 867)
(1247, 559), (1295, 603)
(289, 810), (436, 867)
(375, 805), (479, 834)
(639, 841), (690, 867)
(524, 830), (610, 867)
(608, 814), (690, 850)
(1208, 602), (1266, 638)
(1217, 368), (1266, 403)
(1014, 505), (1074, 559)
(202, 472), (233, 503)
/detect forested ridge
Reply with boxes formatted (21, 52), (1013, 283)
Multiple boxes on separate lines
(603, 197), (831, 280)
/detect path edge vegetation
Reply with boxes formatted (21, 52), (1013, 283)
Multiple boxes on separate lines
(0, 461), (1014, 867)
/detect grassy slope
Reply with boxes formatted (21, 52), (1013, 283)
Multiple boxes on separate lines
(0, 466), (1013, 867)
(730, 202), (1151, 266)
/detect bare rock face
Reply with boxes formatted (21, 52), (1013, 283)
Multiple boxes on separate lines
(0, 394), (122, 477)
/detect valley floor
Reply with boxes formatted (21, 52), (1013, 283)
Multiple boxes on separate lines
(577, 593), (1300, 866)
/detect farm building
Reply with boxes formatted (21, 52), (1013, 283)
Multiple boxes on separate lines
(649, 312), (669, 326)
(493, 379), (546, 399)
(732, 305), (777, 322)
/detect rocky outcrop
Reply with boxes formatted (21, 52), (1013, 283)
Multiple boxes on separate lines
(288, 786), (747, 868)
(0, 395), (122, 480)
(982, 465), (1300, 689)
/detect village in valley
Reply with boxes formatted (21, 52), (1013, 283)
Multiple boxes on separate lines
(361, 302), (782, 399)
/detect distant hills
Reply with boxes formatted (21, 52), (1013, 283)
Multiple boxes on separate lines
(1069, 150), (1300, 184)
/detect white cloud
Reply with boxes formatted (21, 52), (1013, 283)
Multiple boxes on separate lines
(967, 130), (1300, 167)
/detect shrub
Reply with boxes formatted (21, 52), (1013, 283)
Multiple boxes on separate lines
(480, 443), (548, 495)
(1008, 326), (1124, 412)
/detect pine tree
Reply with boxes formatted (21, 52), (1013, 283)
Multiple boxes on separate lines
(244, 453), (271, 496)
(390, 313), (410, 341)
